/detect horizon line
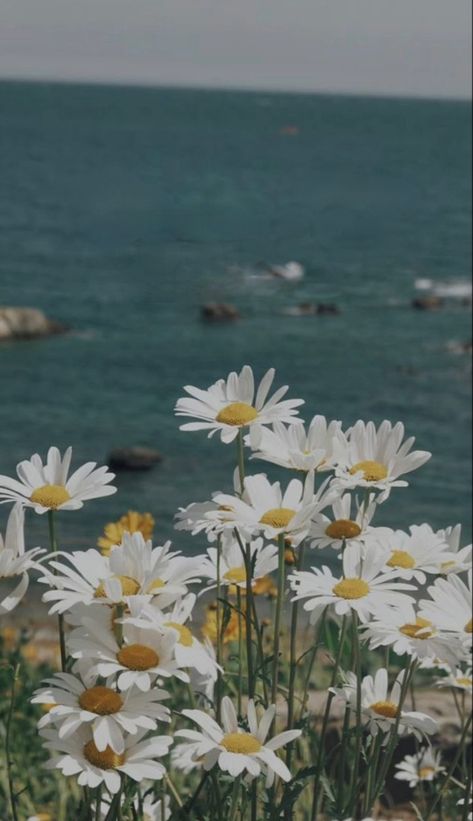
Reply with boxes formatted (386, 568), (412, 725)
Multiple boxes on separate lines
(0, 74), (471, 104)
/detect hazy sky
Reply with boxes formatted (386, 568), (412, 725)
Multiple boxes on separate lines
(0, 0), (471, 98)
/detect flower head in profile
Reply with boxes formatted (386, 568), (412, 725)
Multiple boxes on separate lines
(203, 534), (278, 592)
(435, 524), (472, 576)
(98, 511), (155, 556)
(40, 725), (172, 794)
(289, 542), (415, 624)
(0, 447), (116, 514)
(362, 602), (462, 667)
(248, 415), (343, 473)
(367, 524), (451, 584)
(332, 421), (431, 502)
(434, 666), (473, 693)
(33, 671), (170, 753)
(175, 696), (301, 786)
(209, 472), (331, 547)
(175, 365), (303, 443)
(333, 668), (438, 740)
(394, 747), (444, 788)
(0, 503), (45, 615)
(419, 570), (473, 656)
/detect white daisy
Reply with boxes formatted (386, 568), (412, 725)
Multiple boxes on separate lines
(203, 534), (278, 591)
(124, 595), (221, 680)
(0, 503), (44, 615)
(435, 524), (472, 576)
(394, 747), (445, 788)
(40, 537), (203, 615)
(434, 666), (473, 693)
(309, 492), (387, 553)
(419, 570), (473, 655)
(289, 542), (415, 624)
(175, 696), (301, 786)
(171, 740), (204, 774)
(366, 524), (452, 584)
(332, 421), (431, 502)
(69, 619), (189, 691)
(248, 415), (343, 473)
(333, 668), (438, 740)
(361, 602), (462, 667)
(209, 472), (332, 547)
(175, 365), (303, 443)
(0, 446), (116, 513)
(32, 672), (170, 754)
(40, 725), (172, 794)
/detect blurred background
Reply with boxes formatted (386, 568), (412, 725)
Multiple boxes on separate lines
(0, 1), (471, 550)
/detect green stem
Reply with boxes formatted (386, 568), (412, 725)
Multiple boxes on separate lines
(95, 785), (102, 821)
(348, 612), (363, 812)
(298, 608), (328, 723)
(245, 541), (255, 700)
(310, 614), (348, 821)
(5, 663), (20, 821)
(47, 510), (67, 671)
(286, 542), (305, 770)
(236, 587), (243, 714)
(216, 534), (223, 723)
(424, 712), (473, 821)
(271, 533), (287, 708)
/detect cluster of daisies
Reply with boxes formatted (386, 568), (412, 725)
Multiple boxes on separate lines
(0, 365), (471, 820)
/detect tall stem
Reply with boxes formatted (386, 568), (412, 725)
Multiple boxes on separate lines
(236, 587), (243, 714)
(424, 712), (473, 821)
(348, 612), (363, 812)
(310, 614), (348, 821)
(286, 542), (305, 770)
(47, 510), (67, 671)
(5, 663), (20, 821)
(298, 607), (328, 723)
(271, 533), (287, 708)
(216, 534), (223, 722)
(245, 540), (255, 699)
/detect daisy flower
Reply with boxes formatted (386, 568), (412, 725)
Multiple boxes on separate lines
(434, 666), (473, 693)
(69, 619), (189, 691)
(366, 524), (451, 584)
(419, 570), (473, 655)
(333, 668), (438, 740)
(394, 747), (445, 788)
(124, 595), (221, 680)
(309, 492), (387, 553)
(248, 415), (343, 473)
(40, 726), (172, 794)
(209, 472), (332, 547)
(435, 524), (472, 576)
(98, 511), (155, 556)
(289, 542), (415, 624)
(175, 696), (301, 786)
(0, 503), (44, 615)
(361, 602), (462, 667)
(203, 534), (278, 591)
(332, 420), (431, 502)
(0, 446), (116, 513)
(171, 740), (204, 774)
(175, 365), (303, 443)
(32, 672), (170, 753)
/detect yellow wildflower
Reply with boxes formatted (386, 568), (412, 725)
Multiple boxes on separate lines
(98, 511), (155, 555)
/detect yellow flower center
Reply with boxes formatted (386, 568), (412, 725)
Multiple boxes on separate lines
(216, 402), (259, 427)
(349, 460), (388, 482)
(94, 575), (140, 598)
(399, 617), (434, 639)
(224, 567), (247, 584)
(419, 766), (435, 780)
(465, 619), (473, 634)
(259, 508), (296, 529)
(456, 677), (473, 687)
(78, 686), (123, 715)
(387, 550), (416, 570)
(332, 578), (370, 600)
(30, 484), (71, 509)
(165, 621), (193, 647)
(371, 700), (399, 719)
(325, 519), (362, 540)
(221, 732), (262, 754)
(117, 643), (159, 670)
(83, 740), (125, 770)
(148, 577), (166, 593)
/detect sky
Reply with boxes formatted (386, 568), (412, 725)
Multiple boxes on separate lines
(0, 0), (471, 99)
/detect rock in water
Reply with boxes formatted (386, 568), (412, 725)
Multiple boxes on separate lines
(201, 303), (240, 322)
(108, 447), (162, 471)
(0, 307), (67, 340)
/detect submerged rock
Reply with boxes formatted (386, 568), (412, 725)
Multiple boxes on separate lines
(284, 302), (341, 317)
(0, 307), (68, 341)
(108, 447), (162, 471)
(201, 303), (240, 322)
(412, 296), (444, 311)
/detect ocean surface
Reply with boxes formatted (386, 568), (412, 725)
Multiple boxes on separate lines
(0, 81), (471, 554)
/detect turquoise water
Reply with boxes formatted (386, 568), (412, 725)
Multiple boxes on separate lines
(0, 81), (471, 551)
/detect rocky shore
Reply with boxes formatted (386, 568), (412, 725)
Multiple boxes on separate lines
(0, 306), (68, 341)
